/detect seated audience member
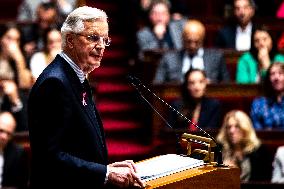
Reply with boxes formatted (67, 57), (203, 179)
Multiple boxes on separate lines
(0, 111), (29, 189)
(153, 19), (230, 84)
(139, 0), (189, 21)
(136, 0), (186, 60)
(215, 0), (256, 51)
(170, 69), (222, 130)
(0, 80), (28, 132)
(0, 24), (32, 89)
(21, 1), (62, 62)
(217, 110), (272, 182)
(251, 62), (284, 129)
(272, 146), (284, 183)
(17, 0), (75, 22)
(30, 28), (62, 81)
(236, 26), (284, 84)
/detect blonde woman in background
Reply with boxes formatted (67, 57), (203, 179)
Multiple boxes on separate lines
(217, 110), (272, 182)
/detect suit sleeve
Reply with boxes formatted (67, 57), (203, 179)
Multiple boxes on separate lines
(28, 78), (107, 186)
(218, 52), (231, 82)
(153, 56), (168, 84)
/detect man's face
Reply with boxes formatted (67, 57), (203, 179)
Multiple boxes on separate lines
(234, 0), (255, 26)
(69, 19), (109, 74)
(0, 114), (15, 150)
(183, 26), (204, 55)
(149, 3), (170, 26)
(37, 7), (57, 30)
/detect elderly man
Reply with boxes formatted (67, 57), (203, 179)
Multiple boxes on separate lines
(215, 0), (256, 51)
(154, 19), (230, 84)
(28, 6), (144, 189)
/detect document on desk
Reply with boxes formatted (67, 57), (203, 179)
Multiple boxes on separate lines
(136, 154), (204, 182)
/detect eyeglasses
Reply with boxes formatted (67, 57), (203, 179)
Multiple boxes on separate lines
(76, 33), (111, 46)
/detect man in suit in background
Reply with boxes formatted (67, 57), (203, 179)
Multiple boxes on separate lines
(136, 0), (186, 60)
(214, 0), (256, 51)
(28, 6), (144, 189)
(154, 19), (230, 84)
(0, 111), (29, 189)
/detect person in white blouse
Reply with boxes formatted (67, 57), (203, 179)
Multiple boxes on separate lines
(272, 146), (284, 183)
(30, 28), (62, 81)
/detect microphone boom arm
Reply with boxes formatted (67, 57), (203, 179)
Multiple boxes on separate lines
(127, 75), (226, 167)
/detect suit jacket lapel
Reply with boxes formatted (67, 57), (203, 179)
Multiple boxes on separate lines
(59, 58), (107, 158)
(203, 50), (210, 73)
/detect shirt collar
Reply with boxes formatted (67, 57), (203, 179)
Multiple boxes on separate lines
(236, 22), (252, 34)
(59, 51), (85, 83)
(184, 48), (204, 58)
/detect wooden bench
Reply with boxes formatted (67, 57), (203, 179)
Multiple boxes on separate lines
(151, 83), (262, 138)
(141, 48), (245, 83)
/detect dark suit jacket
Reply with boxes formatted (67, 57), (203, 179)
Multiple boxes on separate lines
(214, 24), (257, 49)
(2, 142), (29, 189)
(28, 55), (108, 189)
(170, 97), (222, 129)
(248, 144), (272, 181)
(153, 49), (230, 84)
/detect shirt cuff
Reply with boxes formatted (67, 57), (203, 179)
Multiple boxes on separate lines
(104, 166), (109, 184)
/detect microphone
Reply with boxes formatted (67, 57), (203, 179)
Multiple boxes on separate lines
(127, 74), (225, 167)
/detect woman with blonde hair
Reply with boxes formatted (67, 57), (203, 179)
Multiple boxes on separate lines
(217, 110), (272, 182)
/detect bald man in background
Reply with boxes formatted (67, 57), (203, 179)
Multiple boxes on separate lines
(0, 112), (29, 189)
(154, 19), (230, 84)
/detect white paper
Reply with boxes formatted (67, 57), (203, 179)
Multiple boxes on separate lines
(136, 154), (204, 182)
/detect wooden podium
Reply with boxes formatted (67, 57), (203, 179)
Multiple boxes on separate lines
(143, 164), (240, 189)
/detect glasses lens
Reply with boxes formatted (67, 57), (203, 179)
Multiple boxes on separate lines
(104, 37), (111, 46)
(89, 35), (100, 43)
(84, 34), (111, 46)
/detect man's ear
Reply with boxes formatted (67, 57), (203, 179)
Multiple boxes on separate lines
(206, 77), (211, 85)
(66, 33), (74, 48)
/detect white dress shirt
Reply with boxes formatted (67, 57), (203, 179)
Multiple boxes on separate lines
(182, 48), (204, 74)
(236, 23), (252, 51)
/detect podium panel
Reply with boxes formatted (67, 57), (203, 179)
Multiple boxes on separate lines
(144, 165), (240, 189)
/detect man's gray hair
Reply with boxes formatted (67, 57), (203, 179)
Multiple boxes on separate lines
(61, 6), (108, 47)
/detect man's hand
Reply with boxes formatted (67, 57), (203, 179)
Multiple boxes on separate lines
(153, 23), (166, 40)
(107, 160), (145, 188)
(1, 80), (20, 104)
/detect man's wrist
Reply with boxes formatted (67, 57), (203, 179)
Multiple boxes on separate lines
(104, 165), (109, 184)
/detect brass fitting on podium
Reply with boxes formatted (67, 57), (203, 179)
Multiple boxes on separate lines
(181, 133), (217, 164)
